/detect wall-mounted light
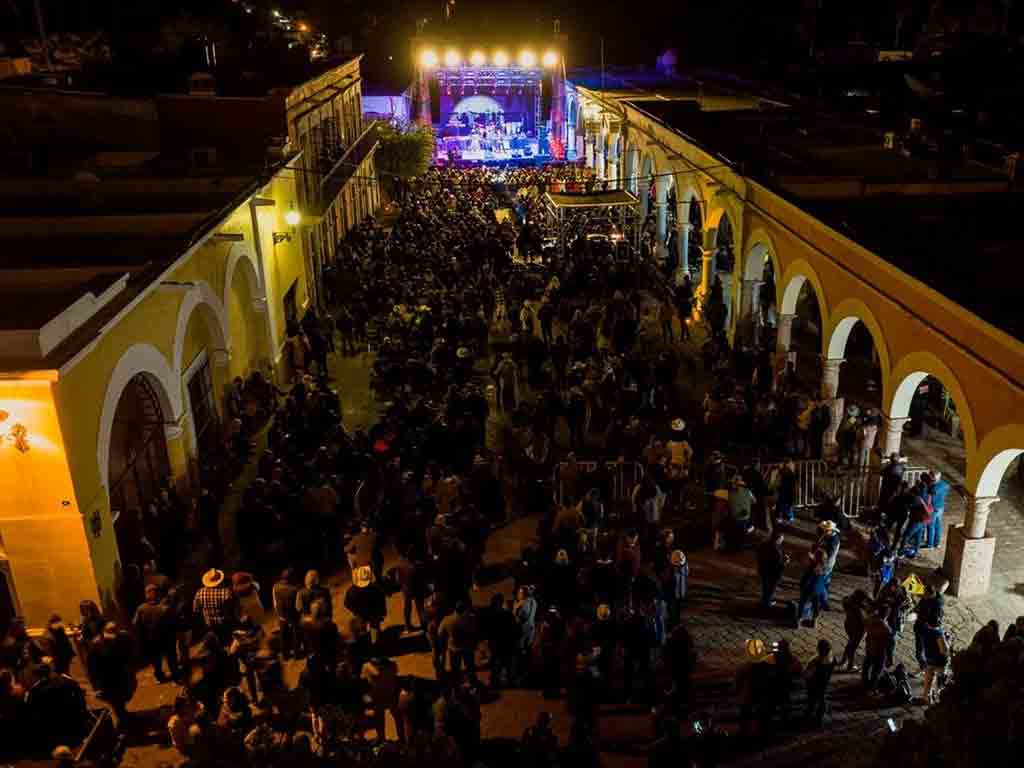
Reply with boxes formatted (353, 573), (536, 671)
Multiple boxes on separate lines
(274, 202), (301, 244)
(0, 410), (29, 453)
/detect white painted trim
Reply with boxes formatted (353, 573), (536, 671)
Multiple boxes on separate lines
(96, 343), (183, 491)
(183, 347), (209, 382)
(224, 241), (264, 309)
(172, 280), (231, 376)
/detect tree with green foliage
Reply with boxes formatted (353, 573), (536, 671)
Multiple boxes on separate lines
(374, 122), (434, 202)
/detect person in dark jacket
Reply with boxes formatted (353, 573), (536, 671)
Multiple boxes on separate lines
(272, 568), (300, 659)
(133, 584), (179, 682)
(40, 614), (76, 677)
(87, 623), (137, 726)
(757, 531), (788, 608)
(839, 589), (871, 672)
(344, 566), (387, 645)
(395, 551), (429, 632)
(661, 550), (689, 628)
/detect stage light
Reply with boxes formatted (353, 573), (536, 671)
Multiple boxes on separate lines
(444, 49), (461, 67)
(518, 49), (536, 67)
(420, 49), (438, 68)
(470, 50), (486, 66)
(493, 50), (509, 66)
(543, 50), (559, 68)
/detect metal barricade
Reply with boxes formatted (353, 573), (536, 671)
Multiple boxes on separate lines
(552, 461), (645, 505)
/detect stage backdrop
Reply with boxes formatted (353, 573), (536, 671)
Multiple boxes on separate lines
(439, 90), (537, 136)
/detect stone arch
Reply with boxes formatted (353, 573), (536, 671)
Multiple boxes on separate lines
(974, 424), (1024, 497)
(779, 258), (830, 320)
(225, 248), (265, 378)
(743, 229), (780, 282)
(97, 344), (183, 490)
(825, 297), (891, 402)
(172, 281), (230, 376)
(826, 299), (890, 373)
(887, 350), (977, 461)
(223, 243), (262, 313)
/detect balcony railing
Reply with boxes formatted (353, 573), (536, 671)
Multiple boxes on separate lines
(307, 120), (380, 218)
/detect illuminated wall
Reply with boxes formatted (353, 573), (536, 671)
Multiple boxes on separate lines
(0, 375), (99, 626)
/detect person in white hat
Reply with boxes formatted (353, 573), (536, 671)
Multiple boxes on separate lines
(193, 569), (235, 640)
(662, 550), (689, 628)
(813, 519), (841, 609)
(666, 419), (693, 491)
(345, 566), (387, 645)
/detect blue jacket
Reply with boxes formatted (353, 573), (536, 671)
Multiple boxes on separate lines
(930, 479), (951, 512)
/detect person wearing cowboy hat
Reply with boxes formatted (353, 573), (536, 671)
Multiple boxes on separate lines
(662, 550), (690, 629)
(813, 520), (841, 610)
(193, 569), (236, 642)
(345, 566), (387, 646)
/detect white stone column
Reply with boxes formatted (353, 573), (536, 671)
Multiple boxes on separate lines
(679, 221), (691, 274)
(654, 174), (669, 263)
(595, 146), (606, 180)
(700, 251), (713, 294)
(944, 496), (998, 597)
(740, 279), (763, 331)
(964, 496), (997, 539)
(776, 313), (795, 352)
(638, 177), (651, 220)
(772, 313), (796, 391)
(606, 160), (619, 187)
(821, 357), (845, 457)
(585, 136), (595, 168)
(881, 415), (910, 458)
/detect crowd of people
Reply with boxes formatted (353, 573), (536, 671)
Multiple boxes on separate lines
(2, 159), (1020, 768)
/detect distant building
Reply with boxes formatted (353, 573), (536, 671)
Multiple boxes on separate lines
(0, 55), (379, 628)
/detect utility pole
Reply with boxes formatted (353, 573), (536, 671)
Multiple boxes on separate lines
(34, 0), (54, 70)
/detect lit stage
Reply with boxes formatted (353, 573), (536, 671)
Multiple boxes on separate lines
(413, 43), (567, 166)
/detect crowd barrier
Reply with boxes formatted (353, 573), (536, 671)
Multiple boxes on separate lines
(552, 461), (645, 505)
(722, 459), (931, 520)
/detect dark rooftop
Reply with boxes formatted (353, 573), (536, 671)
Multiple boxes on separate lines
(624, 100), (1003, 183)
(805, 194), (1024, 343)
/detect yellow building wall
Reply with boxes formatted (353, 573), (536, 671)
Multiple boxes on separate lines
(0, 376), (99, 627)
(41, 170), (307, 615)
(252, 173), (308, 368)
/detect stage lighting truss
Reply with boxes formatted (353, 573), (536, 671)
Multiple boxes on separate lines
(436, 66), (543, 96)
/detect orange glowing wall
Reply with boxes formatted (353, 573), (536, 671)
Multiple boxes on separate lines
(0, 374), (99, 627)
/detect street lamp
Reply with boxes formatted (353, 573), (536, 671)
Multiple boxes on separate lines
(493, 50), (509, 67)
(444, 49), (461, 67)
(518, 49), (536, 67)
(543, 51), (559, 68)
(470, 50), (486, 66)
(420, 49), (439, 68)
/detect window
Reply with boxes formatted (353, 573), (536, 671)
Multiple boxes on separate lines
(284, 280), (298, 332)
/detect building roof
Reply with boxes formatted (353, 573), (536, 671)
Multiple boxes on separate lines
(623, 100), (1003, 183)
(804, 193), (1024, 342)
(545, 190), (640, 209)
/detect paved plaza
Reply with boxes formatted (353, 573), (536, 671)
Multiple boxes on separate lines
(79, 337), (1022, 768)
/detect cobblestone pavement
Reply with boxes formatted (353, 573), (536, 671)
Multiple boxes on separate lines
(88, 332), (1024, 768)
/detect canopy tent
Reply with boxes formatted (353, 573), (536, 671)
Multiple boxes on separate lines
(542, 189), (642, 260)
(543, 189), (640, 209)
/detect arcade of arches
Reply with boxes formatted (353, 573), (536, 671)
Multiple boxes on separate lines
(575, 85), (1024, 600)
